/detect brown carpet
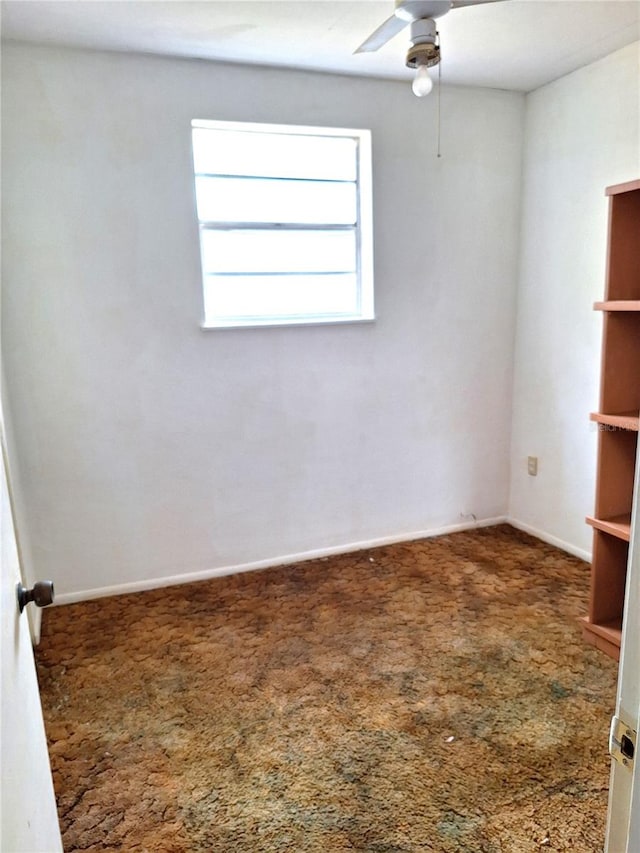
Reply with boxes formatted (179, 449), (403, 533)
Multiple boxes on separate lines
(36, 524), (618, 852)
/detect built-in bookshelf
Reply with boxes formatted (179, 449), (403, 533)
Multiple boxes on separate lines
(582, 179), (640, 661)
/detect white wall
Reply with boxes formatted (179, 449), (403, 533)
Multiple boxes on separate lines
(509, 42), (640, 559)
(1, 44), (524, 600)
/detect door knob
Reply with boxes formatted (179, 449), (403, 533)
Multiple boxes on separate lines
(17, 581), (55, 613)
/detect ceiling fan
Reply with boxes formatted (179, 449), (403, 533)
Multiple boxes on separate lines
(355, 0), (503, 96)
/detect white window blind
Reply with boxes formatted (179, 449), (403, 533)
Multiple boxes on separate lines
(191, 120), (374, 328)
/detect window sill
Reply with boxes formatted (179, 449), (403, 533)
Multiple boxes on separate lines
(200, 315), (376, 330)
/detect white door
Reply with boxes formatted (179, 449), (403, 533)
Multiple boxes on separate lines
(0, 425), (62, 852)
(605, 443), (640, 853)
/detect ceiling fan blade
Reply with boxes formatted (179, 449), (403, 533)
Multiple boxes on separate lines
(451, 0), (504, 7)
(354, 13), (409, 53)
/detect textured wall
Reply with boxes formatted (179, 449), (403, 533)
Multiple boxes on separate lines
(509, 41), (640, 558)
(2, 44), (524, 599)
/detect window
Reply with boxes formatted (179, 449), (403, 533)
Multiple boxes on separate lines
(191, 120), (374, 328)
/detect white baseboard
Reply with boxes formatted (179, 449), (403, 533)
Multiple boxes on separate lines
(54, 515), (508, 605)
(507, 517), (591, 563)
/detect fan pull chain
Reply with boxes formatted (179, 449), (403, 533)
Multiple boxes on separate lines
(437, 38), (442, 158)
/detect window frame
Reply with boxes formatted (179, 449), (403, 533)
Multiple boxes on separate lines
(191, 119), (374, 329)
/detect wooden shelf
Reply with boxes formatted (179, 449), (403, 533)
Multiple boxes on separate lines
(606, 178), (640, 196)
(580, 616), (622, 660)
(586, 514), (631, 541)
(590, 411), (640, 431)
(584, 179), (640, 659)
(591, 411), (640, 430)
(594, 300), (640, 312)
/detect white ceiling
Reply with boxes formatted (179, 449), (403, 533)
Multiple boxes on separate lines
(1, 0), (639, 92)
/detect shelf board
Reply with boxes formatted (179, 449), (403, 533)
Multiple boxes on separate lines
(606, 179), (640, 196)
(590, 411), (640, 431)
(594, 300), (640, 312)
(586, 513), (632, 541)
(580, 616), (622, 660)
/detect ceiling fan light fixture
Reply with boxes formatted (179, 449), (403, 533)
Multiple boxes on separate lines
(405, 41), (440, 69)
(406, 39), (440, 97)
(405, 18), (440, 96)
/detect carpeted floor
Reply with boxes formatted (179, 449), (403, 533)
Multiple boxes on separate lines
(36, 524), (618, 852)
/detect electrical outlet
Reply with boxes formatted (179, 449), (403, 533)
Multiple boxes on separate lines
(527, 456), (538, 476)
